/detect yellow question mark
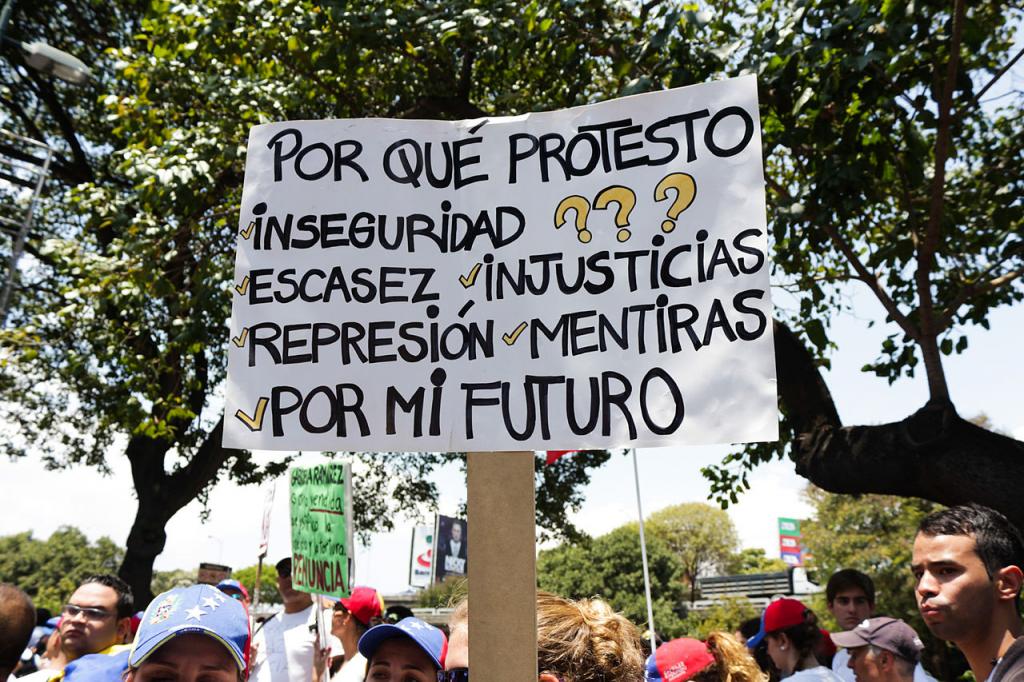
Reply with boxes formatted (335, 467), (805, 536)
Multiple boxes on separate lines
(653, 173), (697, 233)
(554, 195), (593, 244)
(593, 186), (637, 242)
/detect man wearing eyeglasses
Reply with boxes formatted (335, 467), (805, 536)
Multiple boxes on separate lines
(17, 574), (134, 682)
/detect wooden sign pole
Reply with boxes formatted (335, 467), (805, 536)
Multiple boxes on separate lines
(467, 451), (537, 681)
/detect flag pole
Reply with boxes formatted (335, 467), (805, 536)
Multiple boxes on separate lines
(631, 448), (657, 653)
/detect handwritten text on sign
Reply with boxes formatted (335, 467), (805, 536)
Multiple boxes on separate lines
(289, 463), (352, 598)
(224, 75), (777, 451)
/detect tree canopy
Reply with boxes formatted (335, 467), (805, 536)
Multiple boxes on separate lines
(0, 527), (123, 613)
(647, 502), (739, 602)
(538, 522), (687, 639)
(1, 0), (1022, 604)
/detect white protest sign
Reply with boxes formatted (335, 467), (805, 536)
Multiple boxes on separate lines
(224, 75), (777, 452)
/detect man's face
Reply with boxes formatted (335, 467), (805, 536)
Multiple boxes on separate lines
(912, 532), (997, 643)
(847, 646), (884, 682)
(450, 523), (462, 543)
(276, 572), (312, 609)
(829, 587), (874, 631)
(60, 583), (126, 658)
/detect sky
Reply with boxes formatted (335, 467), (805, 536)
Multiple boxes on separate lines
(3, 290), (1020, 596)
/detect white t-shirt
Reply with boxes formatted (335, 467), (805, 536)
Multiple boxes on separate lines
(787, 665), (845, 680)
(832, 647), (938, 682)
(251, 605), (318, 682)
(331, 652), (367, 682)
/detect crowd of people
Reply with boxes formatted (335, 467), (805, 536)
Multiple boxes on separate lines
(2, 503), (1023, 682)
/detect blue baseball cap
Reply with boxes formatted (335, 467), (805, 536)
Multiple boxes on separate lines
(217, 579), (250, 600)
(358, 616), (447, 669)
(129, 584), (250, 673)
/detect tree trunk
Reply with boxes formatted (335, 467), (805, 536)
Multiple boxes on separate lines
(120, 499), (173, 607)
(773, 320), (1024, 532)
(118, 419), (237, 608)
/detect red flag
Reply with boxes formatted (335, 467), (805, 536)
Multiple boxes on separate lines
(545, 450), (580, 466)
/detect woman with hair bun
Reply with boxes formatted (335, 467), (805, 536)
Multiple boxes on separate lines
(646, 632), (766, 682)
(746, 599), (842, 680)
(536, 591), (646, 682)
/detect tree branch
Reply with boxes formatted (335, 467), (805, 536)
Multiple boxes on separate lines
(819, 221), (921, 342)
(167, 418), (242, 509)
(939, 265), (1024, 330)
(773, 319), (842, 435)
(21, 68), (93, 184)
(912, 0), (964, 404)
(976, 45), (1024, 102)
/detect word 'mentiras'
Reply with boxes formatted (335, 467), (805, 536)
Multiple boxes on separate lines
(266, 107), (755, 187)
(263, 366), (687, 443)
(245, 290), (767, 367)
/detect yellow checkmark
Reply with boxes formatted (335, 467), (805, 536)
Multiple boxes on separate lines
(232, 328), (249, 347)
(503, 321), (528, 346)
(240, 220), (256, 240)
(235, 397), (268, 432)
(234, 276), (250, 296)
(459, 262), (482, 288)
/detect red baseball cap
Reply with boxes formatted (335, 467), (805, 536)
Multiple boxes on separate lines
(645, 638), (715, 681)
(338, 586), (384, 626)
(746, 598), (809, 648)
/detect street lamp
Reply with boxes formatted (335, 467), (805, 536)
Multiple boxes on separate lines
(0, 0), (92, 85)
(0, 0), (92, 324)
(20, 41), (91, 85)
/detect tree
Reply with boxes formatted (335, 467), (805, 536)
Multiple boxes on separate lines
(725, 547), (789, 575)
(149, 568), (194, 595)
(647, 502), (739, 602)
(231, 563), (281, 606)
(0, 527), (123, 613)
(416, 576), (468, 609)
(800, 486), (966, 680)
(3, 0), (1023, 604)
(679, 596), (759, 641)
(0, 0), (646, 604)
(699, 0), (1024, 528)
(538, 523), (687, 639)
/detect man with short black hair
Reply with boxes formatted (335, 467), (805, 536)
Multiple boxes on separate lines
(912, 503), (1024, 682)
(832, 617), (924, 682)
(0, 583), (36, 682)
(17, 574), (134, 682)
(827, 569), (876, 681)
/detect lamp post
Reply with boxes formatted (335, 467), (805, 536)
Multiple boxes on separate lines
(0, 0), (92, 325)
(0, 0), (92, 85)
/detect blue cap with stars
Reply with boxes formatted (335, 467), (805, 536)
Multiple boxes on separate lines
(358, 616), (447, 669)
(129, 584), (249, 673)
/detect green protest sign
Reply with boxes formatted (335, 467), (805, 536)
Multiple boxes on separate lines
(289, 462), (353, 598)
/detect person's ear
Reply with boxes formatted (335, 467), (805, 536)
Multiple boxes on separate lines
(538, 674), (560, 682)
(116, 617), (132, 643)
(877, 650), (895, 672)
(995, 566), (1024, 602)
